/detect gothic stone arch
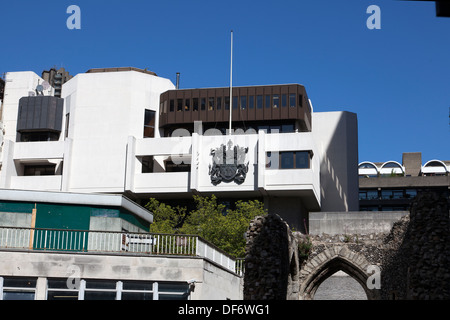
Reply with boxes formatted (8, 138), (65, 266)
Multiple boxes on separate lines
(299, 246), (380, 300)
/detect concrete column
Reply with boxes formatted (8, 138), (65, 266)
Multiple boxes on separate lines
(0, 140), (15, 188)
(35, 277), (47, 300)
(125, 136), (136, 192)
(402, 152), (422, 176)
(61, 138), (73, 191)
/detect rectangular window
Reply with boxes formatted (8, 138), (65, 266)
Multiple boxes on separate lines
(1, 277), (37, 300)
(177, 99), (183, 112)
(266, 151), (312, 169)
(295, 151), (310, 169)
(224, 96), (230, 110)
(201, 98), (206, 111)
(208, 97), (214, 110)
(281, 124), (295, 133)
(193, 98), (199, 111)
(184, 99), (190, 111)
(281, 94), (287, 107)
(165, 160), (191, 172)
(259, 125), (269, 133)
(381, 189), (404, 199)
(381, 190), (395, 200)
(273, 95), (279, 108)
(47, 278), (79, 300)
(289, 94), (296, 107)
(20, 132), (60, 142)
(24, 164), (56, 176)
(248, 96), (254, 109)
(298, 94), (303, 107)
(84, 279), (117, 300)
(142, 156), (154, 173)
(360, 190), (379, 200)
(256, 95), (263, 109)
(367, 190), (379, 200)
(44, 279), (189, 300)
(232, 96), (238, 110)
(280, 151), (294, 169)
(405, 189), (417, 199)
(265, 95), (271, 108)
(216, 97), (222, 110)
(143, 109), (156, 138)
(121, 281), (154, 300)
(158, 282), (190, 300)
(65, 113), (70, 138)
(240, 96), (247, 109)
(169, 99), (174, 112)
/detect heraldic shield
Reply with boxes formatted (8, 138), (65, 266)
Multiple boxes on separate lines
(208, 140), (249, 185)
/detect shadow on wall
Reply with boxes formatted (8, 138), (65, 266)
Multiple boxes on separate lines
(314, 112), (359, 214)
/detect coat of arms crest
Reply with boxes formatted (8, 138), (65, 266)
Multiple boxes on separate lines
(208, 140), (249, 185)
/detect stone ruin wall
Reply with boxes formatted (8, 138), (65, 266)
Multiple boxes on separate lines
(243, 191), (450, 300)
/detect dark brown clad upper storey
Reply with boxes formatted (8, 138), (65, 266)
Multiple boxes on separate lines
(159, 84), (312, 132)
(17, 96), (64, 133)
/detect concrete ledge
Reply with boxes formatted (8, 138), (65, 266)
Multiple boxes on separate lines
(309, 211), (408, 235)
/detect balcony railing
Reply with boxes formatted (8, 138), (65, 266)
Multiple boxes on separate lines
(0, 226), (244, 276)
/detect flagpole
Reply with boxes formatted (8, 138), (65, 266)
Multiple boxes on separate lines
(228, 30), (233, 135)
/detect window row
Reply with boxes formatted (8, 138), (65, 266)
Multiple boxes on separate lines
(358, 189), (418, 201)
(164, 122), (296, 137)
(0, 276), (190, 300)
(165, 94), (303, 113)
(140, 150), (312, 173)
(266, 151), (312, 170)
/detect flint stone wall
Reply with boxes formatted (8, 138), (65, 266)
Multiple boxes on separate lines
(244, 191), (450, 300)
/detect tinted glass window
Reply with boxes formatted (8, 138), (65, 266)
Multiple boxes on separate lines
(295, 151), (309, 169)
(248, 96), (254, 109)
(265, 95), (271, 108)
(257, 95), (263, 109)
(201, 98), (206, 110)
(216, 97), (222, 110)
(273, 95), (279, 108)
(289, 94), (296, 107)
(280, 152), (294, 169)
(240, 96), (247, 109)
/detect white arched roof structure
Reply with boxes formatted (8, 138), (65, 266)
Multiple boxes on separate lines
(421, 160), (449, 175)
(380, 161), (404, 175)
(358, 161), (379, 177)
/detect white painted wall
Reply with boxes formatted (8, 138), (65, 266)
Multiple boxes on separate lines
(61, 71), (175, 193)
(1, 72), (53, 142)
(312, 111), (359, 212)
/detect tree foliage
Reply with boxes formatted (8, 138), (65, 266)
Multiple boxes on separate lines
(145, 195), (267, 257)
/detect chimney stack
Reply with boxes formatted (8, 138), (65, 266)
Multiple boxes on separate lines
(402, 152), (422, 176)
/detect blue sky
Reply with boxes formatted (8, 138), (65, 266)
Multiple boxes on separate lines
(1, 0), (449, 164)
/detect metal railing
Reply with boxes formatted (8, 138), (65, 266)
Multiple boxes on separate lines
(0, 226), (244, 276)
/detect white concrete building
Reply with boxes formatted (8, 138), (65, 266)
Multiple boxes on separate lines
(0, 66), (359, 300)
(0, 67), (359, 232)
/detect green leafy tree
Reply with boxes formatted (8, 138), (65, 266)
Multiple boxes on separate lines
(144, 198), (188, 234)
(145, 195), (266, 257)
